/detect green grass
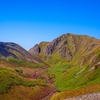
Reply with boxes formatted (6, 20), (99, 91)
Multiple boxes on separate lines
(15, 68), (23, 73)
(8, 57), (25, 66)
(8, 57), (45, 68)
(49, 64), (70, 76)
(0, 67), (46, 94)
(97, 50), (100, 58)
(49, 64), (100, 92)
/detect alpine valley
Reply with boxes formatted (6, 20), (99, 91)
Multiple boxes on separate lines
(0, 33), (100, 100)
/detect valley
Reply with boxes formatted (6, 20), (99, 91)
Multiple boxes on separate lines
(0, 33), (100, 100)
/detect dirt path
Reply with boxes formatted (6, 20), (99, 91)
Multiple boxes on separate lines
(41, 91), (54, 100)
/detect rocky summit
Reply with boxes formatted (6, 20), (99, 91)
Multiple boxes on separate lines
(29, 33), (100, 66)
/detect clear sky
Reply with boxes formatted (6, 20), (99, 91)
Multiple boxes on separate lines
(0, 0), (100, 50)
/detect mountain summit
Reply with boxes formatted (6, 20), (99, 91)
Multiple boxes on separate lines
(29, 33), (100, 66)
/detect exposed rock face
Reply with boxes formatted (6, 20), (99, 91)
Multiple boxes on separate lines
(29, 44), (41, 55)
(58, 40), (72, 58)
(29, 34), (73, 60)
(43, 38), (60, 55)
(29, 33), (100, 65)
(45, 44), (54, 55)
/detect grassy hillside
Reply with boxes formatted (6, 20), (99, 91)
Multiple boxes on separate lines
(29, 33), (100, 99)
(49, 43), (100, 99)
(49, 62), (100, 100)
(1, 33), (100, 100)
(0, 42), (45, 64)
(0, 57), (53, 100)
(29, 33), (100, 65)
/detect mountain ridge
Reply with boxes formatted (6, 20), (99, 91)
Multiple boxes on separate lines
(29, 33), (100, 66)
(1, 33), (100, 100)
(28, 33), (100, 99)
(0, 41), (45, 64)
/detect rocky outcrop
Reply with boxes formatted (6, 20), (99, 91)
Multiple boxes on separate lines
(29, 33), (100, 65)
(29, 34), (73, 60)
(59, 46), (72, 58)
(65, 92), (100, 100)
(29, 44), (41, 55)
(45, 43), (55, 55)
(44, 38), (59, 55)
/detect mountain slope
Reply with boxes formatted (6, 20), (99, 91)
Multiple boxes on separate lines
(0, 42), (52, 100)
(29, 33), (100, 100)
(0, 63), (52, 100)
(0, 42), (44, 64)
(29, 33), (100, 66)
(1, 33), (100, 100)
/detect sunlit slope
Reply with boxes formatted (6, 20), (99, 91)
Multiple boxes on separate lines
(29, 33), (100, 66)
(0, 58), (52, 100)
(0, 42), (46, 66)
(29, 33), (100, 99)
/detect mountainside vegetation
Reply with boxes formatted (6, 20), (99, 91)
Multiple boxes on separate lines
(29, 33), (100, 99)
(0, 33), (100, 100)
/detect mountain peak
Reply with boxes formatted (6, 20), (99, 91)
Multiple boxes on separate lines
(0, 42), (44, 64)
(29, 33), (100, 65)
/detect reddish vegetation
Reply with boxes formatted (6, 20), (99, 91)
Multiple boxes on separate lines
(1, 34), (100, 100)
(31, 86), (52, 100)
(51, 84), (100, 100)
(22, 66), (49, 81)
(0, 85), (52, 100)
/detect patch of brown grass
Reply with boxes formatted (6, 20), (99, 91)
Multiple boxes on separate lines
(0, 85), (52, 100)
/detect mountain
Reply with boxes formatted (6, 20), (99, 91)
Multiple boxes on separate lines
(29, 33), (100, 66)
(0, 42), (52, 100)
(29, 33), (100, 100)
(1, 33), (100, 100)
(0, 42), (44, 64)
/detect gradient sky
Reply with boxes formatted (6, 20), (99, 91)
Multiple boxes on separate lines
(0, 0), (100, 50)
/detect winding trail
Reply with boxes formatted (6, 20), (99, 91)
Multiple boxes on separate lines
(41, 91), (54, 100)
(31, 66), (57, 100)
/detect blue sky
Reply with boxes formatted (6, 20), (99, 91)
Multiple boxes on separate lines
(0, 0), (100, 50)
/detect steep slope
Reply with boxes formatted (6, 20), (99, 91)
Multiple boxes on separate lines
(1, 33), (100, 100)
(29, 33), (100, 100)
(0, 42), (52, 100)
(0, 42), (44, 64)
(0, 61), (52, 100)
(29, 33), (100, 66)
